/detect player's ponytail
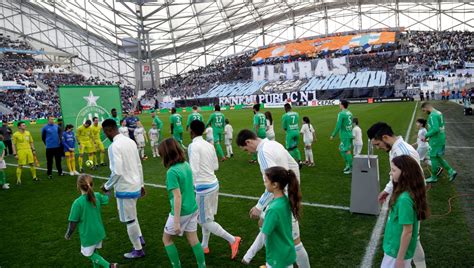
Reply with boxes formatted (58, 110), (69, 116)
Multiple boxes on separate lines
(264, 167), (302, 220)
(77, 174), (96, 207)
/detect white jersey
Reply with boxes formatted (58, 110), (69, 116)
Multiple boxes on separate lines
(224, 124), (233, 140)
(417, 128), (429, 148)
(256, 138), (300, 210)
(119, 126), (129, 138)
(300, 123), (315, 144)
(352, 125), (363, 146)
(205, 127), (214, 142)
(134, 127), (145, 143)
(265, 119), (275, 140)
(104, 134), (144, 197)
(384, 137), (421, 194)
(188, 136), (219, 192)
(148, 128), (159, 142)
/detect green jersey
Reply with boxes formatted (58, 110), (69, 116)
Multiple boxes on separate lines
(282, 111), (300, 133)
(207, 112), (225, 132)
(0, 141), (5, 157)
(166, 162), (198, 216)
(331, 109), (353, 139)
(186, 112), (203, 129)
(68, 193), (109, 247)
(253, 112), (267, 138)
(425, 108), (446, 147)
(153, 116), (163, 130)
(170, 113), (183, 134)
(262, 196), (296, 267)
(383, 192), (418, 259)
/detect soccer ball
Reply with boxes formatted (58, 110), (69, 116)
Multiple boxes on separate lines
(85, 160), (94, 168)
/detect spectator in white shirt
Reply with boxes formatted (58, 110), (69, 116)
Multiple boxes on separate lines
(188, 120), (241, 258)
(352, 118), (363, 156)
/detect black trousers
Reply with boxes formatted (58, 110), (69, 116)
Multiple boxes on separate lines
(46, 147), (63, 175)
(4, 140), (13, 155)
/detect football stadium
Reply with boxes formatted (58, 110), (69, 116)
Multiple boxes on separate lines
(0, 0), (473, 267)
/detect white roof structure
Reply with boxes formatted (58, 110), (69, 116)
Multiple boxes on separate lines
(0, 0), (472, 86)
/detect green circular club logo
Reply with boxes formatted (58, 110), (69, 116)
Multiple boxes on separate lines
(75, 91), (111, 143)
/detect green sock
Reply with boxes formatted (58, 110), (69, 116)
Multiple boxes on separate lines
(340, 151), (347, 168)
(191, 243), (206, 268)
(346, 153), (353, 169)
(0, 170), (6, 185)
(439, 157), (454, 173)
(88, 252), (109, 268)
(294, 148), (302, 161)
(215, 143), (224, 158)
(165, 244), (181, 268)
(430, 157), (440, 179)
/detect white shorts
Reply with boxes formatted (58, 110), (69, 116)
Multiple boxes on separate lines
(262, 207), (300, 240)
(224, 138), (232, 146)
(196, 187), (219, 224)
(381, 254), (412, 268)
(266, 132), (275, 141)
(117, 198), (138, 223)
(136, 141), (145, 148)
(353, 144), (363, 156)
(206, 138), (214, 144)
(304, 142), (313, 147)
(164, 211), (198, 236)
(417, 146), (429, 161)
(150, 140), (159, 147)
(81, 241), (102, 257)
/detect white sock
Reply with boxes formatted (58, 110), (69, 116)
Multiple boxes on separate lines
(202, 221), (235, 244)
(308, 149), (314, 163)
(243, 231), (265, 263)
(413, 239), (426, 268)
(127, 221), (143, 250)
(136, 218), (143, 237)
(295, 242), (310, 268)
(201, 226), (211, 249)
(229, 145), (233, 155)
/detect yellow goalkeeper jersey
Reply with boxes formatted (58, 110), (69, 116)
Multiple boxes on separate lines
(77, 125), (93, 144)
(12, 131), (33, 151)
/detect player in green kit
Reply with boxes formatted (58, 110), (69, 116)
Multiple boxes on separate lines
(151, 110), (164, 141)
(250, 104), (267, 163)
(282, 103), (302, 165)
(109, 108), (121, 127)
(158, 138), (206, 268)
(206, 104), (226, 161)
(330, 100), (353, 174)
(421, 102), (457, 183)
(170, 108), (185, 148)
(186, 106), (204, 131)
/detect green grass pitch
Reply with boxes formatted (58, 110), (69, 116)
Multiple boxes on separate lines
(0, 102), (473, 267)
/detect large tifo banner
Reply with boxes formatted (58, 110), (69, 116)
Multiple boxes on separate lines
(252, 57), (348, 81)
(59, 86), (122, 148)
(252, 31), (396, 61)
(219, 91), (316, 106)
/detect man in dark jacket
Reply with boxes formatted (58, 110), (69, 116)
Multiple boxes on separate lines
(0, 121), (13, 156)
(41, 116), (64, 178)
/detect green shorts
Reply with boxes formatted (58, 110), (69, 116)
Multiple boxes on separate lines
(213, 131), (223, 143)
(285, 132), (300, 150)
(339, 138), (352, 152)
(429, 145), (445, 157)
(256, 129), (266, 139)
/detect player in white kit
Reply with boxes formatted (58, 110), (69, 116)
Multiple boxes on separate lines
(134, 121), (147, 160)
(412, 119), (431, 166)
(237, 129), (310, 268)
(224, 119), (234, 158)
(300, 116), (315, 166)
(148, 123), (160, 157)
(119, 119), (129, 138)
(188, 120), (242, 259)
(352, 118), (363, 156)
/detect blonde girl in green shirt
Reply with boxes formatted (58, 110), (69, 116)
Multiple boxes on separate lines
(261, 166), (302, 268)
(158, 138), (206, 268)
(65, 175), (117, 267)
(382, 155), (429, 268)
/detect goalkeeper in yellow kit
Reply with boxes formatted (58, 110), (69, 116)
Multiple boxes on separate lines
(77, 120), (96, 172)
(12, 121), (38, 183)
(91, 117), (106, 167)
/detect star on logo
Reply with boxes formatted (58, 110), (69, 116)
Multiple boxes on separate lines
(83, 91), (100, 106)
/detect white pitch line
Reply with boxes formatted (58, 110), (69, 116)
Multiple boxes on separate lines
(5, 163), (349, 211)
(360, 101), (419, 267)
